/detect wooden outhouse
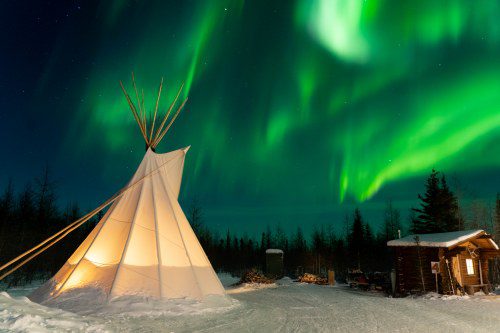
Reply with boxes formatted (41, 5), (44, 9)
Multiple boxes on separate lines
(265, 249), (284, 278)
(387, 230), (499, 296)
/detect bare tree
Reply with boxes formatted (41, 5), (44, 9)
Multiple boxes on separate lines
(383, 200), (401, 241)
(188, 197), (204, 235)
(468, 199), (491, 232)
(414, 236), (426, 292)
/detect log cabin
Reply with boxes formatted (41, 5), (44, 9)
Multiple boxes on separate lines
(387, 230), (499, 296)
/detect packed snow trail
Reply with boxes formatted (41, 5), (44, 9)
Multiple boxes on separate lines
(1, 279), (500, 332)
(150, 282), (500, 333)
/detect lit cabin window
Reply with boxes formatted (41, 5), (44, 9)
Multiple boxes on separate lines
(466, 259), (474, 275)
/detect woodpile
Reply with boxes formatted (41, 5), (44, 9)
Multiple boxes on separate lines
(239, 269), (275, 284)
(297, 273), (328, 285)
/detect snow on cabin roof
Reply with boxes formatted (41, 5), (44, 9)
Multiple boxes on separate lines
(266, 249), (284, 254)
(387, 230), (495, 248)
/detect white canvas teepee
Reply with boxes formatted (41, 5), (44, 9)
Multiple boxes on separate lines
(30, 75), (224, 303)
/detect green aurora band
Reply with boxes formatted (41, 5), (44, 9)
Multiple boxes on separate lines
(67, 0), (499, 205)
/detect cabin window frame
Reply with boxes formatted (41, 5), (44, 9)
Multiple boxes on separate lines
(465, 258), (475, 275)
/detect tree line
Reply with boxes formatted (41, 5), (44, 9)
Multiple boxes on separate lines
(191, 169), (499, 281)
(0, 168), (101, 287)
(191, 201), (410, 281)
(0, 168), (498, 286)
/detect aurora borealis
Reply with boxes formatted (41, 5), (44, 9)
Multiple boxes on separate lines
(1, 0), (499, 235)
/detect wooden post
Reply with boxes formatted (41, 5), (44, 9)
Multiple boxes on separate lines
(455, 255), (463, 287)
(479, 259), (483, 285)
(445, 259), (455, 295)
(328, 270), (335, 285)
(390, 269), (396, 295)
(435, 271), (438, 293)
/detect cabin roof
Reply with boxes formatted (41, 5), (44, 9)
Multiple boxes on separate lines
(387, 229), (499, 250)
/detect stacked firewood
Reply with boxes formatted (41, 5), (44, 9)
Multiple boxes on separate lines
(239, 269), (275, 284)
(297, 273), (328, 285)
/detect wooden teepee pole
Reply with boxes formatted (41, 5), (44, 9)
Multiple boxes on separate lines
(0, 154), (179, 281)
(153, 97), (188, 148)
(141, 88), (148, 142)
(120, 75), (187, 149)
(149, 77), (163, 143)
(0, 209), (97, 274)
(131, 73), (147, 141)
(119, 81), (148, 142)
(153, 82), (184, 145)
(0, 213), (98, 281)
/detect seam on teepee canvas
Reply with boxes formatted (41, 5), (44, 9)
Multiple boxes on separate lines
(52, 152), (154, 298)
(108, 157), (150, 299)
(156, 162), (203, 298)
(157, 233), (185, 250)
(151, 156), (164, 298)
(175, 156), (224, 293)
(54, 201), (120, 298)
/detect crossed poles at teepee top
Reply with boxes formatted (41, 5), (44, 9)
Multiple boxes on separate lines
(119, 73), (188, 150)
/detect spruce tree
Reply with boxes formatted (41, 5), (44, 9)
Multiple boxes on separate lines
(363, 223), (374, 271)
(34, 166), (57, 232)
(258, 225), (273, 252)
(260, 232), (266, 252)
(0, 180), (15, 261)
(409, 209), (419, 234)
(412, 169), (459, 233)
(274, 225), (287, 250)
(0, 179), (15, 234)
(290, 226), (307, 274)
(311, 226), (326, 274)
(17, 184), (35, 246)
(292, 226), (306, 253)
(348, 208), (365, 270)
(188, 198), (203, 236)
(439, 175), (459, 232)
(412, 169), (441, 233)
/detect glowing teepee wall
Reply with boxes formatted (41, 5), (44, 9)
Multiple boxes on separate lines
(30, 147), (224, 302)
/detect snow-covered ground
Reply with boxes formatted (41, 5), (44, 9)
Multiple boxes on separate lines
(1, 276), (499, 332)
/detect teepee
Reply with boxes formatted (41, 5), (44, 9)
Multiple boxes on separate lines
(30, 75), (224, 303)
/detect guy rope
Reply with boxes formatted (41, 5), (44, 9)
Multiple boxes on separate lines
(0, 155), (177, 281)
(0, 73), (188, 283)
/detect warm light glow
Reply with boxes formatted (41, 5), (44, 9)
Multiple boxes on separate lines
(466, 259), (474, 275)
(60, 269), (87, 291)
(36, 150), (224, 300)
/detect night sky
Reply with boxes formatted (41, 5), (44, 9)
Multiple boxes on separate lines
(1, 0), (499, 237)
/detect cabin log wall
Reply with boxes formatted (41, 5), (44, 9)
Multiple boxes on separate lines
(394, 248), (497, 295)
(391, 232), (499, 295)
(395, 247), (440, 294)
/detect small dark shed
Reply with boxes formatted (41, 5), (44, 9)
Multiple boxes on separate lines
(388, 230), (499, 295)
(265, 249), (284, 278)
